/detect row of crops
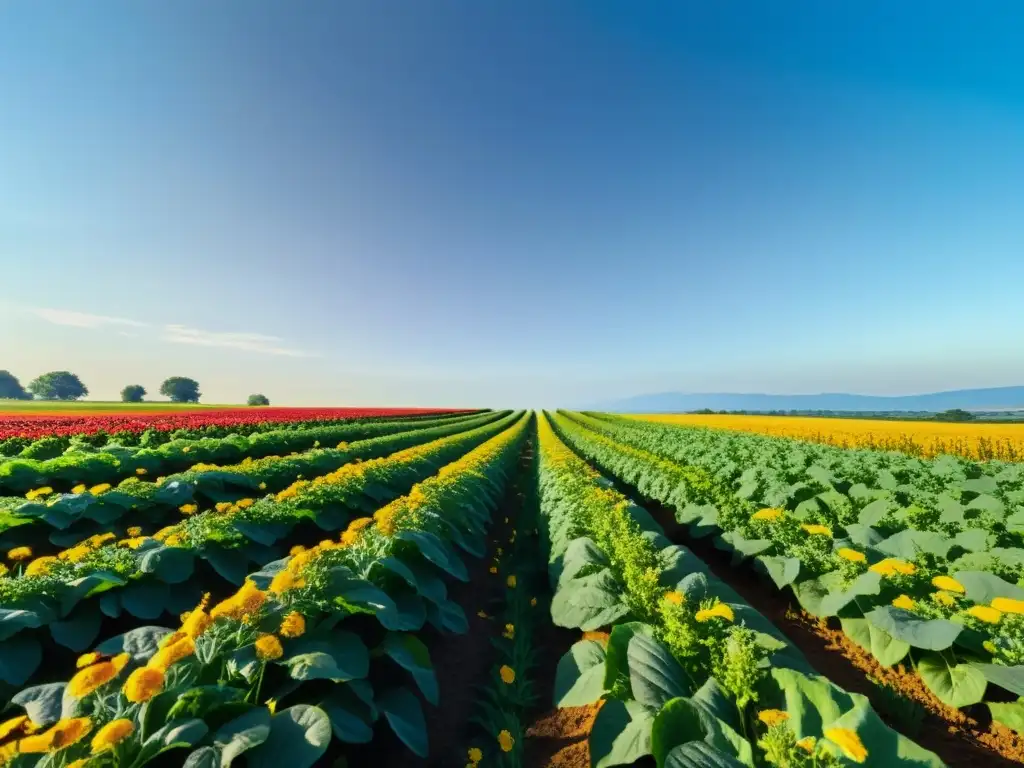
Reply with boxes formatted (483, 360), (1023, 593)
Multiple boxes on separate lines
(2, 404), (1020, 766)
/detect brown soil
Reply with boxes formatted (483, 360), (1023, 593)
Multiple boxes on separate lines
(526, 703), (600, 768)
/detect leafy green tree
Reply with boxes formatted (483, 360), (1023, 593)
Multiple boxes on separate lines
(935, 408), (975, 422)
(247, 393), (270, 406)
(0, 371), (29, 400)
(121, 384), (147, 403)
(160, 377), (201, 403)
(27, 371), (88, 401)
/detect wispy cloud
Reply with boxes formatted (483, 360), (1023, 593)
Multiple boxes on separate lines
(29, 308), (149, 329)
(19, 305), (318, 357)
(162, 325), (319, 357)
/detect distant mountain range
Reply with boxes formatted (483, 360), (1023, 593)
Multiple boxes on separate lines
(594, 386), (1024, 413)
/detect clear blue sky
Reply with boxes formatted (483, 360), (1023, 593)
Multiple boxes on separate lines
(2, 1), (1023, 407)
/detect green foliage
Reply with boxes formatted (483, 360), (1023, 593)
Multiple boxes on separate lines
(27, 370), (88, 400)
(248, 394), (271, 406)
(0, 370), (30, 400)
(934, 409), (975, 422)
(121, 384), (147, 402)
(161, 376), (202, 403)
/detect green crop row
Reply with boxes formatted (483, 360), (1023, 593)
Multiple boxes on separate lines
(0, 411), (510, 553)
(557, 411), (1024, 737)
(0, 414), (528, 767)
(0, 412), (522, 692)
(537, 413), (941, 767)
(0, 410), (488, 495)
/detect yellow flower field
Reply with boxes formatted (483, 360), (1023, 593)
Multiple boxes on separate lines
(627, 413), (1024, 462)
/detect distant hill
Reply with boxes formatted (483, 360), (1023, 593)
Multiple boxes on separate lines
(595, 386), (1024, 413)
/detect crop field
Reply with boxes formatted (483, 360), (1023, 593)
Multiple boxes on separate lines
(630, 412), (1024, 462)
(5, 406), (1024, 767)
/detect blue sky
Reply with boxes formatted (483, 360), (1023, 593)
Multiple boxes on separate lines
(2, 1), (1023, 407)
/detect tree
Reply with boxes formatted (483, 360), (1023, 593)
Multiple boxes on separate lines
(160, 377), (201, 403)
(935, 408), (975, 422)
(121, 385), (147, 403)
(0, 371), (29, 400)
(27, 371), (88, 401)
(247, 394), (270, 406)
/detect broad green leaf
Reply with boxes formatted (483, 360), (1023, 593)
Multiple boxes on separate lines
(247, 705), (331, 768)
(757, 556), (801, 589)
(651, 698), (705, 768)
(554, 640), (607, 707)
(953, 570), (1024, 604)
(550, 569), (630, 631)
(917, 653), (987, 708)
(96, 625), (173, 662)
(378, 687), (428, 758)
(989, 700), (1024, 735)
(819, 571), (882, 617)
(590, 699), (656, 768)
(0, 608), (44, 641)
(557, 536), (610, 588)
(664, 742), (746, 768)
(767, 669), (853, 739)
(874, 530), (952, 560)
(10, 683), (65, 727)
(604, 622), (657, 701)
(49, 605), (102, 652)
(824, 699), (944, 767)
(121, 580), (170, 620)
(139, 545), (196, 584)
(0, 636), (42, 686)
(321, 687), (374, 743)
(865, 606), (962, 651)
(381, 632), (437, 705)
(839, 618), (910, 667)
(970, 663), (1024, 696)
(628, 632), (693, 708)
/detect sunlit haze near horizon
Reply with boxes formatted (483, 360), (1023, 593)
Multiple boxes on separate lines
(2, 2), (1023, 407)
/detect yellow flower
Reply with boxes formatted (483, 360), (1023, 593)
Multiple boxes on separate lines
(164, 534), (183, 547)
(259, 482), (267, 490)
(506, 575), (517, 588)
(503, 623), (515, 639)
(0, 715), (30, 741)
(270, 569), (303, 594)
(489, 566), (498, 574)
(824, 727), (867, 763)
(498, 729), (514, 753)
(967, 605), (1002, 624)
(477, 610), (488, 618)
(837, 548), (866, 564)
(801, 524), (832, 536)
(795, 736), (816, 753)
(126, 526), (142, 537)
(984, 640), (998, 655)
(123, 667), (164, 703)
(695, 603), (735, 623)
(181, 595), (212, 639)
(90, 718), (134, 753)
(26, 486), (53, 500)
(210, 580), (266, 621)
(751, 508), (783, 522)
(7, 546), (32, 562)
(931, 576), (965, 594)
(76, 652), (102, 669)
(179, 504), (198, 515)
(531, 597), (538, 607)
(67, 654), (129, 698)
(255, 634), (284, 661)
(468, 747), (483, 762)
(214, 502), (232, 513)
(992, 597), (1024, 614)
(892, 595), (915, 610)
(17, 717), (92, 753)
(25, 554), (57, 575)
(500, 665), (515, 684)
(119, 537), (147, 550)
(869, 558), (917, 577)
(90, 484), (111, 495)
(663, 591), (684, 606)
(932, 591), (957, 607)
(757, 709), (789, 727)
(135, 468), (147, 476)
(289, 544), (306, 556)
(148, 635), (195, 672)
(280, 611), (306, 638)
(235, 498), (254, 509)
(71, 484), (87, 494)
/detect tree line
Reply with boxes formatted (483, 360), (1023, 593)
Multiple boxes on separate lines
(0, 371), (270, 406)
